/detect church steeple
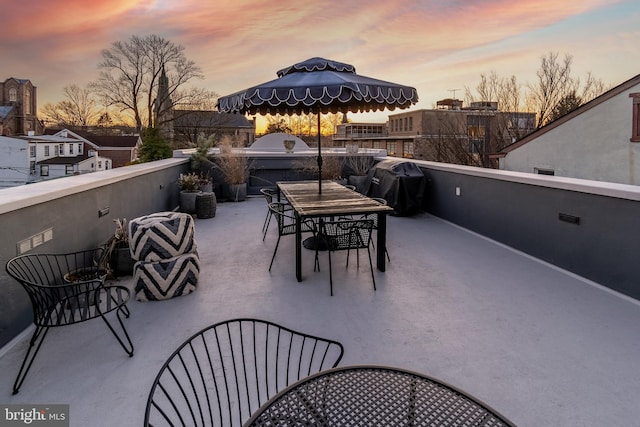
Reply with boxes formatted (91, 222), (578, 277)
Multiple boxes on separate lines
(154, 65), (174, 140)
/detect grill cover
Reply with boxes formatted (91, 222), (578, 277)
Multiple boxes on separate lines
(365, 160), (425, 216)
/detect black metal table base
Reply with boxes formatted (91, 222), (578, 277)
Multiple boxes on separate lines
(303, 236), (328, 251)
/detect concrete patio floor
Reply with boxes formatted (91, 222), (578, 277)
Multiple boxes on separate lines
(1, 196), (639, 426)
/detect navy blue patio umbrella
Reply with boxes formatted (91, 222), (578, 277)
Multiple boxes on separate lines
(216, 57), (418, 193)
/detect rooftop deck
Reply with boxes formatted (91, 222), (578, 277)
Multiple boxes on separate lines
(1, 196), (639, 426)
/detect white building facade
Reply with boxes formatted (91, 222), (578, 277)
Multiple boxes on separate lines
(497, 74), (640, 185)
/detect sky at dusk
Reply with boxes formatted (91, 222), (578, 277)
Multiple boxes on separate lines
(2, 0), (640, 126)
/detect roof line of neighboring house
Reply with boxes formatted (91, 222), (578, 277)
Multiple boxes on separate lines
(51, 129), (100, 150)
(492, 73), (640, 158)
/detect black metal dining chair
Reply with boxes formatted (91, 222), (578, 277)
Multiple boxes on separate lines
(319, 219), (376, 296)
(361, 197), (391, 262)
(5, 248), (134, 394)
(259, 188), (277, 241)
(143, 318), (344, 427)
(267, 202), (317, 272)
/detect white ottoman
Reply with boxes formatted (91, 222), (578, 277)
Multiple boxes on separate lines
(133, 253), (200, 301)
(129, 212), (197, 261)
(129, 212), (200, 301)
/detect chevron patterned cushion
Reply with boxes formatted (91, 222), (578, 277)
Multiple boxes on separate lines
(129, 212), (196, 262)
(134, 253), (200, 301)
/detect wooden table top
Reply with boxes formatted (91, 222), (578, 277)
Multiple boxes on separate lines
(278, 181), (393, 218)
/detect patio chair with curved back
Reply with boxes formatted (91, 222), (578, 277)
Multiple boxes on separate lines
(361, 197), (391, 262)
(320, 218), (376, 296)
(260, 188), (292, 241)
(5, 248), (134, 394)
(143, 318), (345, 427)
(259, 188), (277, 241)
(267, 202), (317, 272)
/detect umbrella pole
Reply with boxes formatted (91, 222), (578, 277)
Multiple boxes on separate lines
(317, 112), (322, 194)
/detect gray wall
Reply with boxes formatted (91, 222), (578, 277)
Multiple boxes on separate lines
(0, 159), (188, 347)
(2, 155), (639, 348)
(417, 161), (640, 300)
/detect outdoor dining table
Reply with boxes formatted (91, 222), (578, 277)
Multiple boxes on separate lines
(242, 365), (517, 426)
(277, 180), (393, 282)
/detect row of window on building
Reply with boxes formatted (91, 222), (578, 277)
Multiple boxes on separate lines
(29, 143), (84, 158)
(390, 116), (414, 133)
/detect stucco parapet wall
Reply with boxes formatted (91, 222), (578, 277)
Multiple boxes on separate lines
(0, 158), (187, 215)
(173, 148), (388, 158)
(410, 158), (640, 202)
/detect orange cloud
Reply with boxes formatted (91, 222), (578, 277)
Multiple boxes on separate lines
(2, 0), (633, 111)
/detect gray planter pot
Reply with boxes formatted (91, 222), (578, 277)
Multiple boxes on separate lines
(228, 183), (247, 202)
(112, 246), (134, 276)
(180, 190), (202, 213)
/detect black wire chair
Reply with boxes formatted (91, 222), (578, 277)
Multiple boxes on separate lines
(259, 188), (277, 241)
(5, 248), (134, 395)
(260, 189), (292, 241)
(361, 197), (391, 262)
(143, 318), (345, 427)
(267, 202), (317, 272)
(319, 219), (376, 296)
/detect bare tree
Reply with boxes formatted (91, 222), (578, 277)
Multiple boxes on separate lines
(526, 52), (578, 128)
(39, 84), (100, 128)
(465, 72), (533, 145)
(91, 34), (203, 134)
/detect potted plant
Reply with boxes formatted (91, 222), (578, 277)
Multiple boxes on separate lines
(198, 172), (213, 193)
(190, 135), (218, 195)
(346, 149), (373, 191)
(215, 136), (249, 202)
(178, 172), (202, 213)
(100, 218), (134, 278)
(293, 154), (345, 183)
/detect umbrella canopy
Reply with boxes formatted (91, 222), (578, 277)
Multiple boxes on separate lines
(216, 57), (419, 192)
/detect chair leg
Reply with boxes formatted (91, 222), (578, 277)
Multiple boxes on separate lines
(262, 211), (272, 241)
(328, 249), (334, 296)
(314, 242), (320, 272)
(98, 288), (134, 356)
(370, 237), (391, 263)
(269, 235), (282, 271)
(367, 246), (376, 291)
(12, 325), (50, 395)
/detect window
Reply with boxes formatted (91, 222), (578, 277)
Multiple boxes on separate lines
(40, 165), (49, 176)
(59, 144), (64, 155)
(78, 143), (83, 154)
(409, 117), (413, 131)
(631, 93), (640, 142)
(65, 165), (74, 175)
(9, 87), (17, 102)
(30, 161), (36, 174)
(69, 144), (74, 154)
(403, 141), (414, 158)
(25, 89), (32, 114)
(387, 141), (396, 156)
(29, 145), (35, 157)
(44, 146), (50, 156)
(55, 145), (59, 156)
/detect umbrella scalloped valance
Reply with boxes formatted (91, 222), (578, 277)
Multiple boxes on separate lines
(217, 57), (418, 116)
(216, 57), (418, 194)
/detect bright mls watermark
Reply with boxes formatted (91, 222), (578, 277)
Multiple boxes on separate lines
(0, 405), (68, 427)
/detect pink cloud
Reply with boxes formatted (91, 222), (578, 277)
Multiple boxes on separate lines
(2, 0), (632, 110)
